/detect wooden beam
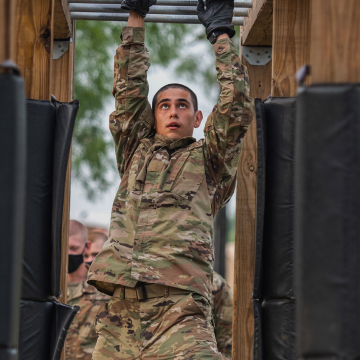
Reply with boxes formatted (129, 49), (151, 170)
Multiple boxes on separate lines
(51, 40), (73, 102)
(54, 0), (71, 39)
(0, 0), (18, 63)
(310, 0), (360, 84)
(233, 113), (257, 360)
(243, 0), (273, 46)
(14, 0), (55, 100)
(271, 0), (311, 97)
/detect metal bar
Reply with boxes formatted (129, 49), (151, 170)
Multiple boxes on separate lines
(68, 0), (252, 8)
(70, 12), (244, 25)
(69, 4), (249, 16)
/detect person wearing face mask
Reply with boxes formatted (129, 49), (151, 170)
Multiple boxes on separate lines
(84, 229), (109, 267)
(66, 221), (110, 360)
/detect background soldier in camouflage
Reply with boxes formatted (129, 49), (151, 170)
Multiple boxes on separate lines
(88, 0), (253, 358)
(212, 272), (233, 358)
(66, 225), (111, 360)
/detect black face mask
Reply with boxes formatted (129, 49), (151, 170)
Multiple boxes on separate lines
(68, 254), (84, 274)
(85, 261), (93, 269)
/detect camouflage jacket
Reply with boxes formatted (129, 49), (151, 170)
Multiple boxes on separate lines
(212, 271), (233, 358)
(66, 281), (110, 360)
(88, 27), (253, 301)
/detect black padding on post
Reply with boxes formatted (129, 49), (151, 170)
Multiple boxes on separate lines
(254, 97), (297, 360)
(51, 100), (79, 298)
(19, 300), (78, 360)
(295, 85), (360, 360)
(23, 100), (56, 301)
(0, 348), (18, 360)
(22, 99), (78, 301)
(19, 300), (53, 360)
(50, 301), (79, 360)
(253, 299), (263, 360)
(262, 299), (296, 360)
(254, 99), (266, 300)
(262, 97), (296, 299)
(0, 72), (26, 360)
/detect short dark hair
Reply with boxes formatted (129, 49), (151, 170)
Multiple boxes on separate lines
(152, 83), (198, 114)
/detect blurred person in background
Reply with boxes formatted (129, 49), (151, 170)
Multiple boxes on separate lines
(66, 222), (110, 360)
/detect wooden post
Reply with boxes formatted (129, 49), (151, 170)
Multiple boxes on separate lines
(50, 0), (74, 305)
(14, 0), (55, 100)
(272, 0), (311, 97)
(233, 116), (257, 360)
(310, 0), (360, 84)
(233, 3), (273, 358)
(0, 0), (18, 63)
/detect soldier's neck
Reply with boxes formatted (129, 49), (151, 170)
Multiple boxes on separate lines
(68, 262), (88, 284)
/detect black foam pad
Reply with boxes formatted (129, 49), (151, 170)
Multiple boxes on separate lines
(22, 100), (56, 301)
(262, 299), (296, 360)
(19, 300), (53, 360)
(253, 97), (297, 360)
(22, 99), (78, 301)
(262, 97), (296, 299)
(295, 85), (360, 359)
(254, 99), (266, 300)
(253, 299), (263, 360)
(0, 73), (26, 360)
(50, 301), (79, 360)
(51, 100), (78, 298)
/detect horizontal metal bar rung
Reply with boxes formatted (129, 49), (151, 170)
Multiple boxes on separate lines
(68, 0), (252, 8)
(69, 4), (249, 16)
(70, 12), (244, 25)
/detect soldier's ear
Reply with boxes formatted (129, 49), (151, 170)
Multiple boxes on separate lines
(194, 110), (203, 128)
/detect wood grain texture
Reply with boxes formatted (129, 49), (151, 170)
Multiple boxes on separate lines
(233, 114), (257, 360)
(51, 40), (73, 101)
(14, 0), (54, 100)
(54, 0), (71, 39)
(272, 0), (310, 97)
(243, 0), (273, 46)
(243, 57), (272, 100)
(0, 0), (18, 62)
(310, 0), (360, 84)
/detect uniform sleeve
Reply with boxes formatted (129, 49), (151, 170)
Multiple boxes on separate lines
(203, 37), (254, 214)
(110, 26), (155, 177)
(212, 275), (234, 358)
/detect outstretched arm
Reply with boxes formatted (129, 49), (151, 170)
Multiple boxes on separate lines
(110, 6), (155, 178)
(198, 0), (254, 214)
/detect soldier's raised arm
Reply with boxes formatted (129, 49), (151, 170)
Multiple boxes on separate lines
(110, 1), (156, 177)
(197, 0), (254, 214)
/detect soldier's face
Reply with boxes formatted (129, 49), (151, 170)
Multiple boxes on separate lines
(68, 234), (91, 255)
(154, 89), (203, 140)
(84, 238), (105, 263)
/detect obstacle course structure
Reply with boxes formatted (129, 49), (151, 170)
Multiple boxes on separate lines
(1, 0), (360, 359)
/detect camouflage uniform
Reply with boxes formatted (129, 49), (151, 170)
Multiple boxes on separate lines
(66, 281), (110, 359)
(211, 272), (233, 358)
(88, 26), (253, 359)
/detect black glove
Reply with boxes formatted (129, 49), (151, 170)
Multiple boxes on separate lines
(197, 0), (235, 41)
(121, 0), (157, 17)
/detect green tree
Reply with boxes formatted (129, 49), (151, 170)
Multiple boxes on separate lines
(74, 20), (239, 199)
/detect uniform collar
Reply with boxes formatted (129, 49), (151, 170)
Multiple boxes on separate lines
(153, 134), (196, 150)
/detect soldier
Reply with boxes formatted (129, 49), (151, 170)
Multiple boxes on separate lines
(212, 272), (233, 359)
(66, 223), (111, 360)
(88, 0), (253, 358)
(85, 229), (109, 266)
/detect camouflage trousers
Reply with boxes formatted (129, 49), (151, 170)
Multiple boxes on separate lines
(92, 292), (228, 360)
